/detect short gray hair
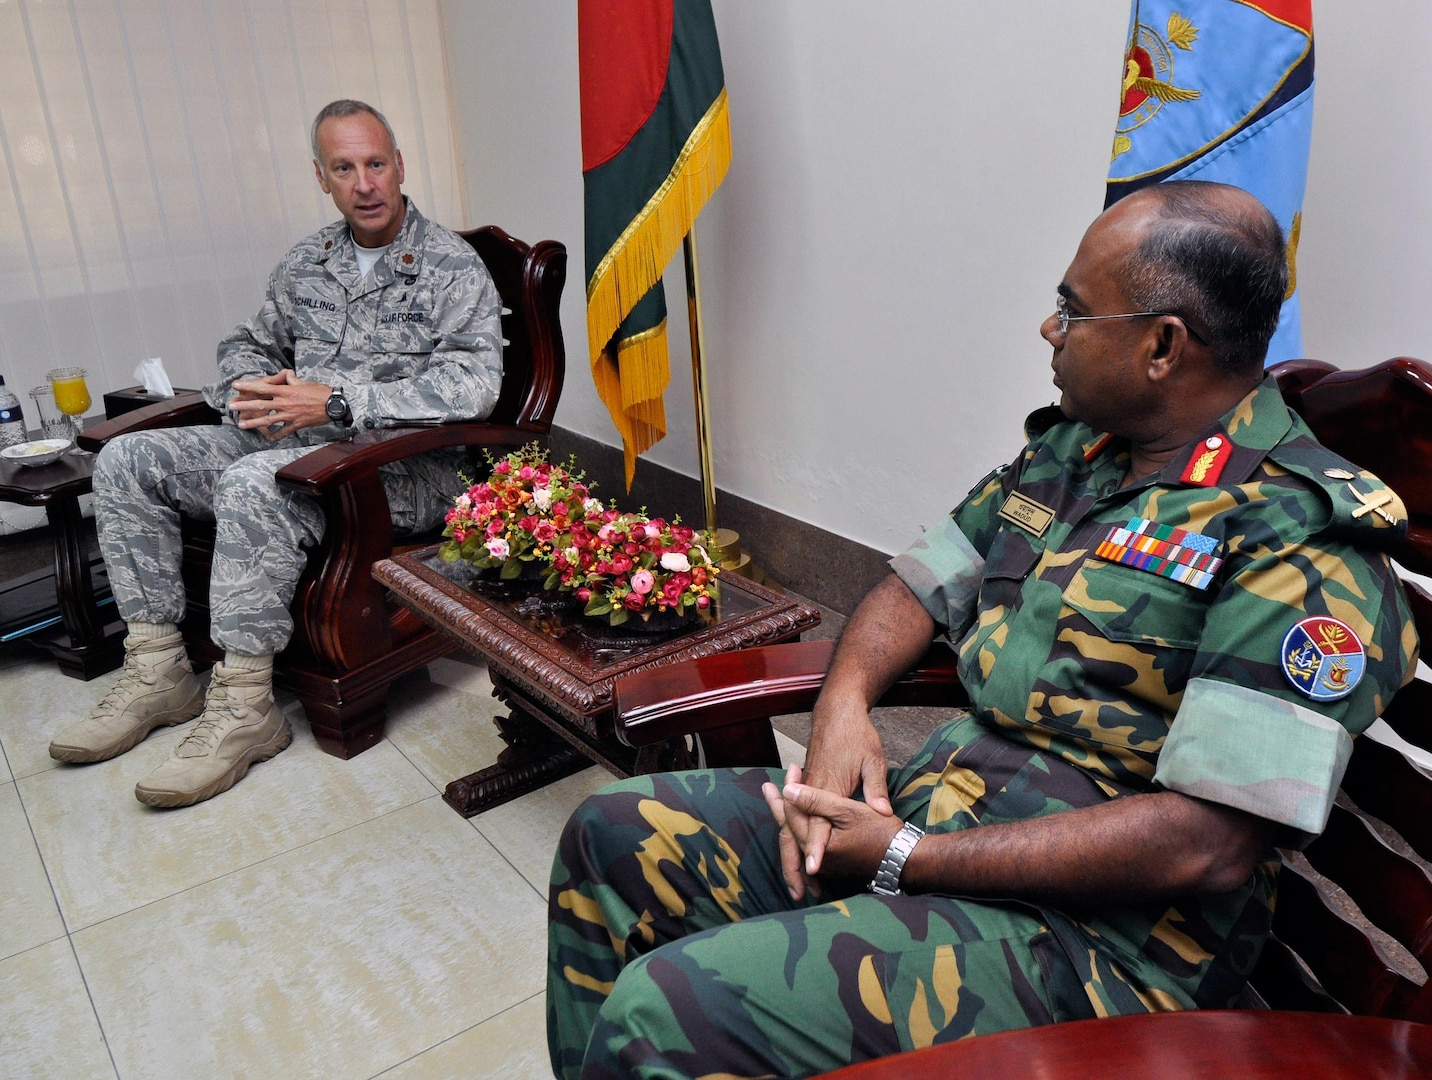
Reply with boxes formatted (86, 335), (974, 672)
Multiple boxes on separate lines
(310, 99), (398, 165)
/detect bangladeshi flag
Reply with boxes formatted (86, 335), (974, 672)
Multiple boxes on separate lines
(1106, 0), (1314, 365)
(580, 0), (731, 488)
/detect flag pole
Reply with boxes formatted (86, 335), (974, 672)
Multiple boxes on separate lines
(682, 227), (719, 535)
(681, 226), (750, 575)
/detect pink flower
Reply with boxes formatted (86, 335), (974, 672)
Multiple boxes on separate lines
(485, 537), (510, 561)
(486, 518), (505, 537)
(643, 522), (662, 539)
(696, 594), (711, 609)
(534, 521), (557, 542)
(662, 572), (691, 603)
(576, 587), (591, 602)
(493, 461), (510, 475)
(518, 465), (535, 480)
(631, 569), (655, 595)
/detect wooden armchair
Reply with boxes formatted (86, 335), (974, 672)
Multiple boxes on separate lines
(614, 358), (1432, 1073)
(79, 226), (566, 759)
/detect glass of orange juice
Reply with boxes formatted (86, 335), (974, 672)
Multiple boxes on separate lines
(47, 367), (93, 441)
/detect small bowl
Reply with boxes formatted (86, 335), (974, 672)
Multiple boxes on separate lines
(1, 438), (74, 467)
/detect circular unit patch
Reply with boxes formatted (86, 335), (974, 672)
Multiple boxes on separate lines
(1281, 616), (1366, 702)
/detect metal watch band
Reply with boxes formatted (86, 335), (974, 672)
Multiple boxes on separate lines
(867, 821), (925, 896)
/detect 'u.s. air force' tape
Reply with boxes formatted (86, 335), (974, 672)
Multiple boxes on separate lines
(1281, 616), (1366, 702)
(1094, 517), (1222, 590)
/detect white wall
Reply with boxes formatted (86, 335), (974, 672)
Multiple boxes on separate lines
(441, 1), (1432, 555)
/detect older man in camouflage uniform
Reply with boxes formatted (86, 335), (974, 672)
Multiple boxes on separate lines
(547, 182), (1418, 1078)
(48, 100), (502, 807)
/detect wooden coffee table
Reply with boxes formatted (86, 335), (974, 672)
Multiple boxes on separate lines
(373, 546), (821, 815)
(0, 444), (123, 679)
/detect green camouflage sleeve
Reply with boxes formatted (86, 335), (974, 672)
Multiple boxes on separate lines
(1155, 536), (1416, 846)
(889, 465), (1013, 636)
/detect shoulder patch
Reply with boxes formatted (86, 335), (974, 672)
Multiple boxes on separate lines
(1282, 616), (1366, 701)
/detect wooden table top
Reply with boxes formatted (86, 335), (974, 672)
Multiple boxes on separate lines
(374, 546), (821, 721)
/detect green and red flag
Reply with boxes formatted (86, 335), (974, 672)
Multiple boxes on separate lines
(579, 0), (731, 488)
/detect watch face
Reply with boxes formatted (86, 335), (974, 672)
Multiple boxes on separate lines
(327, 392), (346, 420)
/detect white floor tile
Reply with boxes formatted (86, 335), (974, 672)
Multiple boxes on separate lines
(378, 992), (550, 1079)
(0, 780), (66, 961)
(471, 765), (613, 895)
(72, 797), (548, 1080)
(383, 659), (510, 794)
(1, 654), (119, 780)
(0, 937), (116, 1079)
(21, 706), (436, 931)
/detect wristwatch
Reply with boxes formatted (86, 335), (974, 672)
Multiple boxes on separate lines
(325, 386), (352, 425)
(867, 821), (925, 896)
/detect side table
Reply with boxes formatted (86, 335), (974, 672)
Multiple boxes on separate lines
(0, 447), (123, 679)
(373, 547), (821, 816)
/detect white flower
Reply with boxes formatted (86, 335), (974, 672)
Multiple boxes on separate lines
(562, 546), (579, 564)
(583, 497), (604, 515)
(454, 493), (472, 511)
(485, 537), (510, 561)
(660, 551), (691, 573)
(532, 487), (553, 511)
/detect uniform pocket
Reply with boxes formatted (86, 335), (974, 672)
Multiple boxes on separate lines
(1061, 559), (1208, 650)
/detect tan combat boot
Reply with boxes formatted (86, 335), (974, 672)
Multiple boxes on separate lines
(133, 663), (292, 808)
(49, 633), (204, 763)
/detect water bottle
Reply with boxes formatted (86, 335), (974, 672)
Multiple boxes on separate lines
(0, 375), (26, 448)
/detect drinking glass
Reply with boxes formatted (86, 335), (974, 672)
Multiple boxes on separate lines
(47, 367), (92, 440)
(29, 385), (73, 442)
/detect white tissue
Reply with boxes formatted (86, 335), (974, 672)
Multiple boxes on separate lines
(134, 357), (174, 397)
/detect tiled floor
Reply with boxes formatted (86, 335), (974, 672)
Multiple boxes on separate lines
(0, 641), (805, 1079)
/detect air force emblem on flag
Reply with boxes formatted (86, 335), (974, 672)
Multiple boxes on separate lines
(1282, 616), (1366, 702)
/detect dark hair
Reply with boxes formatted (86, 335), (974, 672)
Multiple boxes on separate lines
(1115, 181), (1288, 375)
(310, 99), (398, 164)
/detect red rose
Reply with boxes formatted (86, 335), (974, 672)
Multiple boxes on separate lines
(623, 591), (647, 612)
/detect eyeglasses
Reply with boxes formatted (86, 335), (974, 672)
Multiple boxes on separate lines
(1055, 294), (1206, 344)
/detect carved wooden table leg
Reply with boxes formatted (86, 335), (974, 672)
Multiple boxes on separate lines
(443, 706), (591, 817)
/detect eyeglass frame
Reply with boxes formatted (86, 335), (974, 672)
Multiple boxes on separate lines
(1054, 294), (1207, 345)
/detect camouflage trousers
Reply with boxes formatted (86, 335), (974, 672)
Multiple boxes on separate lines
(93, 423), (430, 655)
(547, 716), (1190, 1080)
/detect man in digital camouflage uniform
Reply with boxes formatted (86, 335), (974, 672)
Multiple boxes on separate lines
(48, 100), (502, 807)
(547, 182), (1418, 1078)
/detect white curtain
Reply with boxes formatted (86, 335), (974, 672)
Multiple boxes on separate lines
(0, 0), (463, 410)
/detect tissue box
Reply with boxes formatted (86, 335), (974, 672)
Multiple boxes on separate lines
(103, 386), (199, 419)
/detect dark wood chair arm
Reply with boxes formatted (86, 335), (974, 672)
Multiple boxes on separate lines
(78, 391), (220, 452)
(616, 639), (967, 749)
(814, 1011), (1432, 1079)
(272, 420), (550, 495)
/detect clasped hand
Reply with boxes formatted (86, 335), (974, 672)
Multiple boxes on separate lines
(229, 370), (333, 439)
(762, 762), (905, 901)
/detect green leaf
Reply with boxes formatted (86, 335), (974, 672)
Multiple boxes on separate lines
(609, 607), (629, 626)
(499, 559), (523, 580)
(585, 596), (613, 616)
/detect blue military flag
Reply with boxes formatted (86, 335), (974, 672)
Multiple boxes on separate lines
(1106, 1), (1314, 365)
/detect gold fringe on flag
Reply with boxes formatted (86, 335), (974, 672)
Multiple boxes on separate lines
(591, 321), (669, 489)
(586, 88), (732, 488)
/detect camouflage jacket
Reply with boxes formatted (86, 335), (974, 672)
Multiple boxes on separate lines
(890, 375), (1417, 1007)
(204, 199), (504, 505)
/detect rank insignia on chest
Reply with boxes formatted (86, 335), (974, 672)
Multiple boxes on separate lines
(1281, 616), (1366, 701)
(1095, 517), (1223, 590)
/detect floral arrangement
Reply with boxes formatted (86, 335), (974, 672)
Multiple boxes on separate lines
(546, 511), (720, 627)
(438, 445), (598, 580)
